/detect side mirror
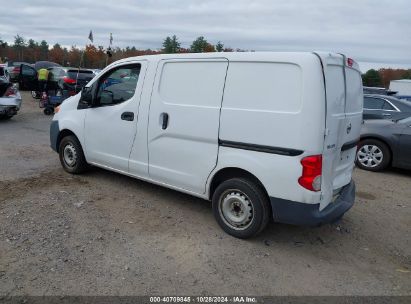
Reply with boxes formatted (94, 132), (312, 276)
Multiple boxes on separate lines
(78, 87), (94, 109)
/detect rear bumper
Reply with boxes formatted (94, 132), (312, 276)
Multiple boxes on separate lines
(270, 180), (355, 226)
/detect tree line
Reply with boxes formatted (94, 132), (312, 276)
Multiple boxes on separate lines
(0, 34), (233, 69)
(1, 34), (410, 87)
(362, 68), (411, 88)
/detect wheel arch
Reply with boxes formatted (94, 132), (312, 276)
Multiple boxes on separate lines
(208, 167), (269, 201)
(57, 129), (79, 153)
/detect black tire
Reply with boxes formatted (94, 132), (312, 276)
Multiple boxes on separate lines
(212, 178), (271, 239)
(59, 135), (89, 174)
(44, 107), (53, 115)
(356, 139), (391, 172)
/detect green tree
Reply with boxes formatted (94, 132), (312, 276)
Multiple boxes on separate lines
(162, 35), (181, 53)
(402, 70), (411, 79)
(13, 34), (26, 61)
(28, 39), (37, 48)
(216, 41), (224, 52)
(362, 69), (382, 87)
(39, 40), (49, 60)
(0, 37), (7, 62)
(190, 36), (209, 53)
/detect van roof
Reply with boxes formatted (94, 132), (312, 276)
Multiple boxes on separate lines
(110, 51), (359, 72)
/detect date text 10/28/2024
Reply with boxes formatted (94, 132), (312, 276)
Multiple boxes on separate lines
(150, 296), (257, 303)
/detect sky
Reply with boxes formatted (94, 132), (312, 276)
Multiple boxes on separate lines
(0, 0), (410, 72)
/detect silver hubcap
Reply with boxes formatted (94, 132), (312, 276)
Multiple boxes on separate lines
(357, 145), (383, 168)
(219, 190), (254, 230)
(63, 143), (77, 167)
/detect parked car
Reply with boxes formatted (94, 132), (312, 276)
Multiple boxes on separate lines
(20, 65), (95, 96)
(356, 117), (411, 171)
(18, 61), (60, 90)
(396, 95), (411, 102)
(18, 61), (61, 90)
(50, 52), (363, 238)
(363, 86), (397, 95)
(7, 61), (30, 82)
(0, 69), (22, 119)
(363, 94), (411, 120)
(389, 79), (411, 95)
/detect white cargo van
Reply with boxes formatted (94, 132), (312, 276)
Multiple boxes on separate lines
(50, 52), (363, 238)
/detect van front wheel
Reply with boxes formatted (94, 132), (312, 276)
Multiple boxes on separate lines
(212, 178), (271, 239)
(59, 135), (88, 174)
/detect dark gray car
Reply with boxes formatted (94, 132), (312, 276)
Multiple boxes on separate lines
(363, 94), (411, 120)
(356, 117), (411, 171)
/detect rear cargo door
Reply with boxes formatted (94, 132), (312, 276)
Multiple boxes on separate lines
(317, 53), (363, 210)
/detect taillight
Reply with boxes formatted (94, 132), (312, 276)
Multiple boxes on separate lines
(347, 58), (354, 67)
(5, 86), (17, 97)
(298, 155), (322, 192)
(12, 67), (20, 72)
(63, 76), (76, 84)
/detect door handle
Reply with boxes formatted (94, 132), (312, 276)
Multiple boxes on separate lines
(121, 112), (134, 121)
(161, 113), (169, 130)
(382, 113), (391, 116)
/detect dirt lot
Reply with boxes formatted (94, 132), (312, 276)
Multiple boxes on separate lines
(0, 92), (410, 296)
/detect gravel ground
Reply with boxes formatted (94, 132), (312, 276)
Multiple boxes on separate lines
(0, 92), (410, 296)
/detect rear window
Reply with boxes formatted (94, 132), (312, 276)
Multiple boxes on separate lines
(67, 70), (94, 80)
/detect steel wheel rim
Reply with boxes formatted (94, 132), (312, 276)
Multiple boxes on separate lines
(357, 144), (383, 168)
(219, 189), (254, 231)
(63, 143), (77, 167)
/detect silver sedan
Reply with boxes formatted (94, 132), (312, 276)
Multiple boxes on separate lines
(0, 81), (22, 120)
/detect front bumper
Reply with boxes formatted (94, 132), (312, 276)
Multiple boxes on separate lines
(50, 120), (60, 152)
(270, 181), (355, 226)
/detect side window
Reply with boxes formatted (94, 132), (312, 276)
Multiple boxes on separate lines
(158, 61), (228, 107)
(383, 101), (395, 111)
(21, 65), (36, 77)
(96, 64), (141, 106)
(364, 97), (384, 109)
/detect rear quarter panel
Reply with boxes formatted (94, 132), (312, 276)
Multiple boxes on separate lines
(214, 54), (325, 204)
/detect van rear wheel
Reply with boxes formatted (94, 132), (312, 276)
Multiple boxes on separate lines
(212, 178), (271, 239)
(59, 135), (88, 174)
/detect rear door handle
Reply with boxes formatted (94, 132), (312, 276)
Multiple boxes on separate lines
(121, 112), (134, 121)
(382, 113), (391, 117)
(161, 113), (169, 130)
